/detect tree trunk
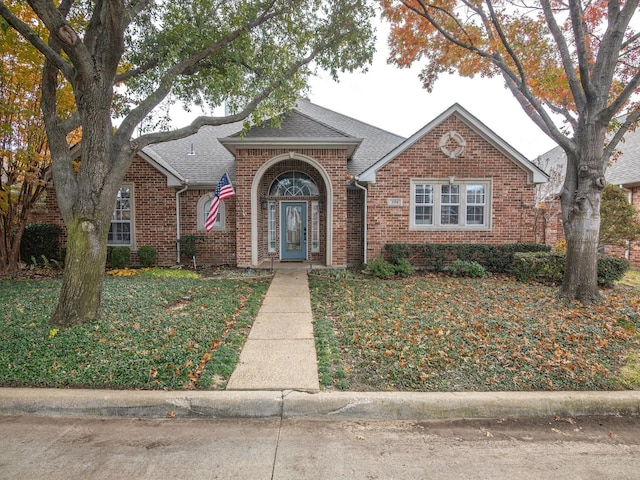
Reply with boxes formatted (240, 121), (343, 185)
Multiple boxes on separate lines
(559, 124), (607, 303)
(560, 200), (601, 302)
(50, 215), (109, 326)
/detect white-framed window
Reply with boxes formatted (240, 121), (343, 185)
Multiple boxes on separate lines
(410, 179), (491, 230)
(197, 193), (225, 231)
(108, 186), (134, 246)
(268, 201), (277, 253)
(414, 184), (434, 225)
(311, 200), (320, 253)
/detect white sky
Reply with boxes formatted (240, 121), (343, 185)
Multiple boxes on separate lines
(306, 24), (557, 160)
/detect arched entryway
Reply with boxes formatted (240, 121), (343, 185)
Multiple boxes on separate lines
(251, 153), (333, 266)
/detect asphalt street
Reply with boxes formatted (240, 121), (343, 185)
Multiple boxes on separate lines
(2, 414), (639, 479)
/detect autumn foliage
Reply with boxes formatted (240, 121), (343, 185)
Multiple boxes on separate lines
(0, 1), (77, 275)
(381, 0), (640, 302)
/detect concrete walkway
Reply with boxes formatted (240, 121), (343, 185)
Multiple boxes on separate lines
(226, 269), (320, 392)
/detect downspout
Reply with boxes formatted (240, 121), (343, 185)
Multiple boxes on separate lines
(175, 180), (189, 264)
(354, 178), (368, 265)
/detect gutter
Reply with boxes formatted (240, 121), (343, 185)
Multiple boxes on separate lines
(175, 181), (189, 264)
(354, 178), (368, 265)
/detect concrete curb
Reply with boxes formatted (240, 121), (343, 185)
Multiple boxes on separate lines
(1, 388), (639, 420)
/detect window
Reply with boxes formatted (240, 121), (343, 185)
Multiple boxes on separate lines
(414, 184), (433, 225)
(268, 202), (277, 252)
(411, 180), (491, 230)
(269, 171), (319, 197)
(311, 200), (320, 253)
(108, 186), (133, 245)
(197, 194), (225, 231)
(466, 184), (486, 225)
(440, 184), (460, 225)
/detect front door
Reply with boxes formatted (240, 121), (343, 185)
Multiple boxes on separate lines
(281, 202), (307, 261)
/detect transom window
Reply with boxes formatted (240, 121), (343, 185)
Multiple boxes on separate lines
(269, 171), (319, 197)
(410, 180), (491, 230)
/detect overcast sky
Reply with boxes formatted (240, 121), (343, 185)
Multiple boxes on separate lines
(306, 23), (558, 160)
(169, 18), (559, 160)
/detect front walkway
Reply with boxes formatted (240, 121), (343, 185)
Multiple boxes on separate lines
(226, 269), (320, 392)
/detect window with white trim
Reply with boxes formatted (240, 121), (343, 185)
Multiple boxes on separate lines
(108, 186), (133, 246)
(410, 180), (491, 230)
(268, 201), (277, 253)
(197, 194), (225, 231)
(311, 200), (320, 253)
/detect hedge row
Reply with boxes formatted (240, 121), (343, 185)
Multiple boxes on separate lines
(385, 243), (551, 273)
(513, 252), (630, 288)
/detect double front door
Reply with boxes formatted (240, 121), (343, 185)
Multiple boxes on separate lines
(280, 202), (307, 261)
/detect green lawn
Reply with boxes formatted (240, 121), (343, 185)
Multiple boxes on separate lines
(3, 269), (639, 392)
(0, 275), (269, 390)
(310, 273), (640, 392)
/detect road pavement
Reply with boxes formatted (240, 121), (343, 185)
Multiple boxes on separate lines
(2, 414), (639, 479)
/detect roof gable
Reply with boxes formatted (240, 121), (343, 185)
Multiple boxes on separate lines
(357, 103), (548, 184)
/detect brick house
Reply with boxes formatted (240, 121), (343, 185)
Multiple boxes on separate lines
(534, 128), (640, 267)
(43, 100), (548, 268)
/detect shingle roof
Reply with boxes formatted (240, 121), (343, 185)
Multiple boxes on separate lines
(534, 127), (640, 198)
(142, 99), (405, 185)
(607, 128), (640, 186)
(231, 110), (352, 139)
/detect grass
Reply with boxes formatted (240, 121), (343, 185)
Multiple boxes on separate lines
(310, 273), (640, 392)
(0, 274), (269, 390)
(620, 268), (640, 288)
(3, 267), (639, 392)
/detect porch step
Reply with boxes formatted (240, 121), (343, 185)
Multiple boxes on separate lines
(226, 270), (320, 392)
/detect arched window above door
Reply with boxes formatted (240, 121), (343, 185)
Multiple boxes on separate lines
(269, 171), (319, 197)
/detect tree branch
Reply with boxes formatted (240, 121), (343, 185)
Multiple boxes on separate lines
(134, 32), (337, 149)
(603, 106), (640, 161)
(0, 1), (73, 78)
(114, 1), (283, 144)
(539, 0), (586, 112)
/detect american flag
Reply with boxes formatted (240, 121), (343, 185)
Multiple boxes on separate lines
(205, 173), (235, 232)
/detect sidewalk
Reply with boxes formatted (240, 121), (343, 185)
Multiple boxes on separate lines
(226, 269), (320, 392)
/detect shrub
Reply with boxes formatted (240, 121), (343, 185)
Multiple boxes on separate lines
(179, 235), (205, 260)
(20, 223), (61, 265)
(597, 256), (630, 287)
(384, 243), (550, 273)
(110, 246), (131, 269)
(513, 252), (630, 288)
(137, 246), (157, 267)
(447, 259), (488, 278)
(512, 252), (564, 284)
(365, 255), (396, 279)
(393, 257), (414, 277)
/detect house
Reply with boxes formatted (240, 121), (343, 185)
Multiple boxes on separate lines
(42, 100), (549, 268)
(534, 127), (640, 266)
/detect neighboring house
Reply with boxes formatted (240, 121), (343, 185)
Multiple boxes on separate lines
(534, 127), (640, 266)
(41, 100), (548, 268)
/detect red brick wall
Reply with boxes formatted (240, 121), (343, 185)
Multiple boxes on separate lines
(365, 115), (539, 259)
(234, 148), (350, 267)
(347, 186), (364, 266)
(37, 156), (239, 267)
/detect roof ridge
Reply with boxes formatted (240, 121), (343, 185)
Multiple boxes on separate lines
(290, 109), (353, 138)
(296, 99), (405, 141)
